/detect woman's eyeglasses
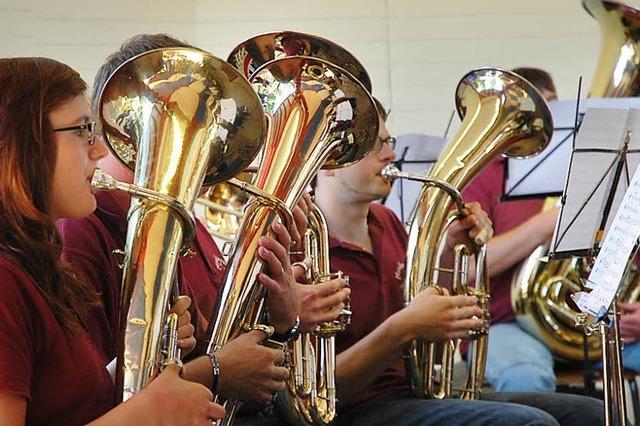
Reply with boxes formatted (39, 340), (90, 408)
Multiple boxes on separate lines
(53, 121), (96, 145)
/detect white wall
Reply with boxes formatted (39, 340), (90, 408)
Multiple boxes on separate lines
(0, 0), (611, 136)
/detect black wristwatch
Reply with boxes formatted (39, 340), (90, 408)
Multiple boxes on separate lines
(270, 315), (301, 342)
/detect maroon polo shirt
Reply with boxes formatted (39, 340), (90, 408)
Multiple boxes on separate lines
(330, 202), (409, 412)
(0, 256), (114, 424)
(57, 191), (227, 360)
(462, 158), (544, 325)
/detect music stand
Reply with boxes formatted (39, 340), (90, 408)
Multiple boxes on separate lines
(550, 108), (640, 422)
(550, 108), (640, 260)
(504, 98), (640, 200)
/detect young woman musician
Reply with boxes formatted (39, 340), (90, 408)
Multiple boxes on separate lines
(0, 57), (224, 425)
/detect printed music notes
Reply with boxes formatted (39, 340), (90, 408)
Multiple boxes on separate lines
(574, 147), (640, 318)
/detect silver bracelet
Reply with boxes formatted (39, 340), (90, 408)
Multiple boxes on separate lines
(208, 351), (220, 393)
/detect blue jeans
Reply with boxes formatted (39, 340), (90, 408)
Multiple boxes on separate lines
(480, 321), (640, 392)
(334, 390), (603, 426)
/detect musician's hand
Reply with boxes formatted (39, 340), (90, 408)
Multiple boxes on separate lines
(290, 192), (313, 252)
(215, 330), (289, 402)
(168, 295), (196, 357)
(447, 202), (493, 248)
(258, 221), (300, 333)
(394, 286), (483, 342)
(298, 276), (350, 332)
(142, 365), (225, 424)
(619, 302), (640, 343)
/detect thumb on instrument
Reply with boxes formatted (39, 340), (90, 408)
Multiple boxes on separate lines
(246, 327), (274, 343)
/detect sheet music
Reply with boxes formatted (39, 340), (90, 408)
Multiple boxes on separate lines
(574, 158), (640, 317)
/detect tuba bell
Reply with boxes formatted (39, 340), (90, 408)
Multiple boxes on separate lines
(395, 68), (552, 400)
(208, 32), (379, 425)
(94, 47), (265, 401)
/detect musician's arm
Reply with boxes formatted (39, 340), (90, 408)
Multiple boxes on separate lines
(336, 289), (482, 404)
(467, 208), (557, 280)
(0, 393), (26, 426)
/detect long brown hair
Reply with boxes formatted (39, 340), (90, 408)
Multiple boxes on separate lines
(0, 57), (96, 332)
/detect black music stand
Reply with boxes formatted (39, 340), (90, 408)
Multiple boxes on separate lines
(549, 108), (640, 410)
(504, 98), (640, 201)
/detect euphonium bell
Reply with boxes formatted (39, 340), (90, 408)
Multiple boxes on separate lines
(227, 30), (372, 93)
(208, 41), (379, 423)
(398, 68), (552, 400)
(95, 47), (265, 401)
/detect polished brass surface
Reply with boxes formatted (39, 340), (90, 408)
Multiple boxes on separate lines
(277, 203), (350, 425)
(227, 31), (372, 93)
(398, 68), (552, 399)
(382, 166), (490, 400)
(207, 53), (378, 425)
(100, 48), (266, 187)
(97, 47), (265, 400)
(199, 172), (254, 242)
(511, 199), (640, 362)
(584, 0), (640, 97)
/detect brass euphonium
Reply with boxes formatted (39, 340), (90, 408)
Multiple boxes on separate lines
(208, 32), (379, 425)
(394, 68), (552, 400)
(93, 47), (265, 401)
(511, 0), (640, 364)
(277, 202), (350, 425)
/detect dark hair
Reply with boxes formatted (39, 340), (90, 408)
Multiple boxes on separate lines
(92, 33), (196, 111)
(511, 67), (557, 94)
(373, 96), (389, 121)
(0, 57), (97, 332)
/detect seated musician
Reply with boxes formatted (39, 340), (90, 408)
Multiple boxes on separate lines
(462, 67), (640, 393)
(0, 57), (224, 424)
(311, 97), (605, 425)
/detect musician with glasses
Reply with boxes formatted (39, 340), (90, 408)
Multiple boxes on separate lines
(58, 33), (350, 409)
(0, 56), (224, 425)
(311, 97), (604, 425)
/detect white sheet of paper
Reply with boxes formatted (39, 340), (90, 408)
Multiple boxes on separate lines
(574, 161), (640, 317)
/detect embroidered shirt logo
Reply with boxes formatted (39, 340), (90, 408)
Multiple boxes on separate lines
(213, 254), (226, 271)
(395, 262), (405, 281)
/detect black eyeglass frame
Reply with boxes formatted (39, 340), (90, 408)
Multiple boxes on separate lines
(52, 121), (97, 145)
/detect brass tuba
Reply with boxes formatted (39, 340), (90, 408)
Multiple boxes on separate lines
(511, 0), (640, 363)
(208, 32), (379, 425)
(584, 0), (640, 98)
(397, 68), (552, 400)
(94, 47), (265, 401)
